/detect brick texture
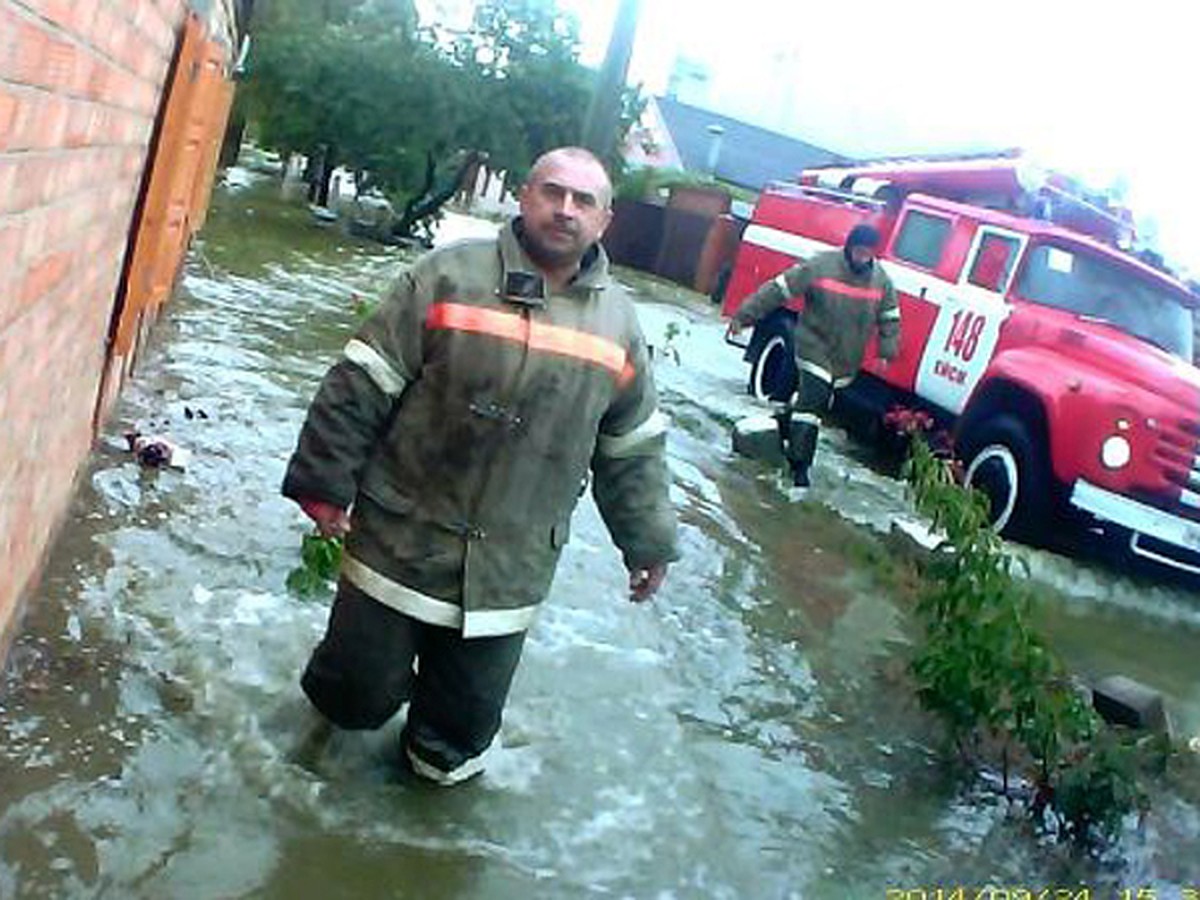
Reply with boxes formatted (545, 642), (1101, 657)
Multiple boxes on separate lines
(0, 0), (190, 651)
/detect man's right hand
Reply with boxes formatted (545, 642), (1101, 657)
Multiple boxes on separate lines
(298, 498), (351, 539)
(725, 320), (745, 339)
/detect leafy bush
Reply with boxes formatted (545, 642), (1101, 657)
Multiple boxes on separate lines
(613, 166), (743, 204)
(900, 423), (1151, 845)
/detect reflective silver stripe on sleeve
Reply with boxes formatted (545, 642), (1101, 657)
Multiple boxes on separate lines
(773, 273), (791, 295)
(794, 412), (821, 425)
(880, 307), (901, 321)
(798, 360), (834, 383)
(343, 339), (408, 397)
(596, 410), (668, 458)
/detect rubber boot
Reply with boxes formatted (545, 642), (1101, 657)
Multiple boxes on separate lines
(784, 417), (819, 502)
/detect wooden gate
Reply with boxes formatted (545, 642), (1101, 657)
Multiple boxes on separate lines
(97, 12), (234, 421)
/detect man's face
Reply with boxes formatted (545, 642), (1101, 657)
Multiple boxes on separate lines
(519, 155), (613, 269)
(849, 244), (876, 271)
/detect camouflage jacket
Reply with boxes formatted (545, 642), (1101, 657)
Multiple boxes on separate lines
(733, 249), (900, 384)
(283, 220), (678, 637)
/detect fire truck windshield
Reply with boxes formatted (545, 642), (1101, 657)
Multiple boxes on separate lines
(1016, 243), (1195, 361)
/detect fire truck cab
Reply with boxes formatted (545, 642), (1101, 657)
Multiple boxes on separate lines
(723, 155), (1200, 573)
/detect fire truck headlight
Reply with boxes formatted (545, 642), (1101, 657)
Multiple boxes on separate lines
(1101, 435), (1132, 469)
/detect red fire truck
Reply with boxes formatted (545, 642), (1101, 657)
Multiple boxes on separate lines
(722, 154), (1200, 573)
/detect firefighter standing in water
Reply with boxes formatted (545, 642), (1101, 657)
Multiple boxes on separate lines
(283, 147), (678, 785)
(727, 225), (900, 499)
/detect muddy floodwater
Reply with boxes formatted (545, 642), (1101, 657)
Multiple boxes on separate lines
(3, 170), (1200, 898)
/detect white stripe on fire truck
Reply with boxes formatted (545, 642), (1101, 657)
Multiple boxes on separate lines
(742, 225), (831, 263)
(741, 224), (958, 307)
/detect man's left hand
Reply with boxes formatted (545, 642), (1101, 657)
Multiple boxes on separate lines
(628, 563), (668, 603)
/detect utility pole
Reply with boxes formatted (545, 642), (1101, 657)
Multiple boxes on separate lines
(581, 0), (641, 161)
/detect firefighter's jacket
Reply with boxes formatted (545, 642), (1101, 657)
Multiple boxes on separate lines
(283, 221), (679, 637)
(733, 250), (900, 385)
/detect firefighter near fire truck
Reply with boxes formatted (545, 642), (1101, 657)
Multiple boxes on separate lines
(726, 225), (901, 498)
(282, 147), (679, 785)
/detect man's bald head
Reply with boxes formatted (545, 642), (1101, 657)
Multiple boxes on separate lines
(526, 147), (613, 209)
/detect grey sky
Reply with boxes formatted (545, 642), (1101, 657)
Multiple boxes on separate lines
(575, 0), (1200, 274)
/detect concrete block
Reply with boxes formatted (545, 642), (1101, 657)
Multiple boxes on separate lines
(890, 516), (945, 553)
(1092, 675), (1171, 735)
(732, 414), (784, 465)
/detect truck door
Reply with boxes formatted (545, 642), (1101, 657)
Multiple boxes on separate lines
(914, 225), (1026, 413)
(874, 206), (961, 392)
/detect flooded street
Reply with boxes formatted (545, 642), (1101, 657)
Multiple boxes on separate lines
(3, 172), (1200, 898)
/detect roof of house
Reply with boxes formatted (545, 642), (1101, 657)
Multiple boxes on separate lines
(654, 96), (850, 190)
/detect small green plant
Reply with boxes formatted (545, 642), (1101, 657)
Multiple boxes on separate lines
(286, 532), (343, 597)
(1048, 729), (1157, 842)
(898, 417), (1149, 846)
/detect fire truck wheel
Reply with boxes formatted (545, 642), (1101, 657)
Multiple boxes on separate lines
(960, 415), (1049, 541)
(748, 327), (797, 402)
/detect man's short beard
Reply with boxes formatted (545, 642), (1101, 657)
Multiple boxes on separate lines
(520, 226), (585, 270)
(527, 238), (580, 268)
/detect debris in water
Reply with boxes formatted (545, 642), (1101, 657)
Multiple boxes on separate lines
(125, 431), (191, 470)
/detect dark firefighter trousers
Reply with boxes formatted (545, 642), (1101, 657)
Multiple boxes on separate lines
(775, 367), (836, 486)
(302, 579), (526, 784)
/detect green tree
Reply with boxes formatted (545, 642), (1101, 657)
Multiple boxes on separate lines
(244, 0), (471, 213)
(451, 0), (590, 186)
(243, 0), (640, 237)
(253, 0), (373, 30)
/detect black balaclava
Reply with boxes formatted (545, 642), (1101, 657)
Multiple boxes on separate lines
(844, 224), (881, 275)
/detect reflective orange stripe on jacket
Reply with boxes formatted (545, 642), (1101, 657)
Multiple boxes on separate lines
(810, 277), (883, 301)
(427, 302), (633, 384)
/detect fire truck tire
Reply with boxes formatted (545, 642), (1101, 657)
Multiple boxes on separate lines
(748, 327), (797, 402)
(960, 414), (1050, 541)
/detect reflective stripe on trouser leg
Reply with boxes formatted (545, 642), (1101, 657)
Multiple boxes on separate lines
(403, 624), (527, 785)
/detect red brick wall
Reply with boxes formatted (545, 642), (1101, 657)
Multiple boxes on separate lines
(0, 0), (187, 652)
